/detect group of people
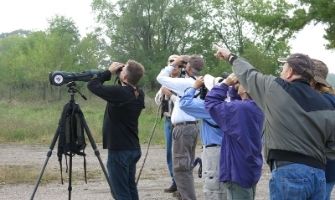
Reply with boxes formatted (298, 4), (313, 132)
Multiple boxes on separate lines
(155, 54), (264, 200)
(86, 45), (335, 200)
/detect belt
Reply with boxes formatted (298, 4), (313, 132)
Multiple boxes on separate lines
(271, 160), (293, 171)
(173, 121), (197, 127)
(205, 144), (220, 148)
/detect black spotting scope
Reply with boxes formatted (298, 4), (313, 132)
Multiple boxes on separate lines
(49, 70), (103, 86)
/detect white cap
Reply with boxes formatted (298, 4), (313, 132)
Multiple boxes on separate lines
(204, 74), (224, 91)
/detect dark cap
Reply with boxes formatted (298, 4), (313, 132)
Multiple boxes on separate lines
(188, 55), (204, 73)
(278, 53), (314, 80)
(312, 59), (331, 87)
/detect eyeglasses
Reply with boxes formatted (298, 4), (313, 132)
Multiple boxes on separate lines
(169, 59), (174, 63)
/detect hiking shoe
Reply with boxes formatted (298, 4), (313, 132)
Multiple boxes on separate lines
(164, 183), (177, 193)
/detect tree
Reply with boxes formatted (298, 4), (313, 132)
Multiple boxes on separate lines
(77, 30), (109, 70)
(0, 16), (84, 100)
(191, 0), (292, 75)
(294, 0), (335, 48)
(92, 0), (206, 88)
(46, 15), (81, 72)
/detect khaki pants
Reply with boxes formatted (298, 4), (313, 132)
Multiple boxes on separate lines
(173, 123), (199, 200)
(202, 146), (227, 200)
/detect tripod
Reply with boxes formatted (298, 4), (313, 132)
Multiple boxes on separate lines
(30, 82), (113, 200)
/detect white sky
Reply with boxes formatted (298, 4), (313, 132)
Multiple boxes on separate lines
(1, 0), (335, 73)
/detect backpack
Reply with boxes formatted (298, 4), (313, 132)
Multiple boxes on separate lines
(57, 102), (87, 184)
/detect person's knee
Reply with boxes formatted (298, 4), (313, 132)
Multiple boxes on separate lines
(174, 155), (192, 172)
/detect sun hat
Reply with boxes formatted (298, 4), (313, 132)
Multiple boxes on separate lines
(312, 59), (331, 87)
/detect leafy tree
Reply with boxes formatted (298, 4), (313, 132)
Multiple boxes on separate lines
(0, 16), (83, 100)
(92, 0), (207, 88)
(294, 0), (335, 48)
(77, 30), (109, 70)
(190, 0), (292, 75)
(46, 15), (81, 72)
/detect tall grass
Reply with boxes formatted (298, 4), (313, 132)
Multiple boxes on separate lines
(0, 93), (165, 145)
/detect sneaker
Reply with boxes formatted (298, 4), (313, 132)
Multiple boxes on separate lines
(164, 183), (177, 193)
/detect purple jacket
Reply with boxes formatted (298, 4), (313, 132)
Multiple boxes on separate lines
(205, 83), (264, 188)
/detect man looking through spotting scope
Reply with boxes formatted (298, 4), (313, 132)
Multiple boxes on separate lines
(87, 60), (145, 200)
(156, 55), (204, 200)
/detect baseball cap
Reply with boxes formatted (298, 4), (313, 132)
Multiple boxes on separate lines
(278, 53), (314, 79)
(312, 59), (331, 87)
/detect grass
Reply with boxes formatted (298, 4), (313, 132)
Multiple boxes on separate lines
(0, 92), (166, 185)
(0, 94), (166, 145)
(0, 164), (105, 185)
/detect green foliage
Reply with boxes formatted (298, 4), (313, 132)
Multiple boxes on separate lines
(91, 0), (290, 86)
(77, 31), (109, 69)
(293, 0), (335, 48)
(0, 95), (165, 145)
(202, 0), (290, 74)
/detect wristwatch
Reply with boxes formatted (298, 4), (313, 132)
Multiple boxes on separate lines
(228, 53), (238, 65)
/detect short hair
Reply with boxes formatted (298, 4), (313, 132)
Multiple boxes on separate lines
(126, 60), (145, 85)
(167, 54), (179, 65)
(188, 55), (204, 76)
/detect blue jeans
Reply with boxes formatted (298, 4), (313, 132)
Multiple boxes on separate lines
(269, 163), (326, 200)
(107, 149), (141, 200)
(164, 117), (174, 182)
(325, 182), (335, 200)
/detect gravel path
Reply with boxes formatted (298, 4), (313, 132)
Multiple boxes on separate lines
(0, 144), (297, 200)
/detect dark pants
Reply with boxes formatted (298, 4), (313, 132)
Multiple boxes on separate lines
(107, 149), (141, 200)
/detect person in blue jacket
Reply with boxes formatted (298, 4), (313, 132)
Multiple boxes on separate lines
(179, 75), (226, 200)
(205, 73), (264, 200)
(311, 59), (335, 200)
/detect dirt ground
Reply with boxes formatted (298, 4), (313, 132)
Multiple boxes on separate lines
(0, 144), (333, 200)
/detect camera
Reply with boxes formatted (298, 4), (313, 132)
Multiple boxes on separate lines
(49, 70), (104, 86)
(199, 86), (208, 100)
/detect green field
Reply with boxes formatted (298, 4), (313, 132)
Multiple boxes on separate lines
(0, 94), (165, 145)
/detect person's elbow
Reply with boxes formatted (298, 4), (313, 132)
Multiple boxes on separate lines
(156, 74), (163, 83)
(179, 99), (190, 110)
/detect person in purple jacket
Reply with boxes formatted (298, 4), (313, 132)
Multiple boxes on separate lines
(205, 73), (264, 200)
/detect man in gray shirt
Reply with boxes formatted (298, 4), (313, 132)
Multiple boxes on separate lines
(214, 46), (335, 199)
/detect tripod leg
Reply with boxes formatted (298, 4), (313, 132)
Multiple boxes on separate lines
(80, 114), (114, 196)
(68, 155), (73, 200)
(30, 129), (59, 200)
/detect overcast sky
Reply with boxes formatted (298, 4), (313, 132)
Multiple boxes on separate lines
(1, 0), (335, 73)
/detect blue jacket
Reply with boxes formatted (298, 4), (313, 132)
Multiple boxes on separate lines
(323, 92), (335, 183)
(205, 83), (264, 188)
(179, 87), (222, 146)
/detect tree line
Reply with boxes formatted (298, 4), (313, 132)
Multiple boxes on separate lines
(0, 0), (334, 101)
